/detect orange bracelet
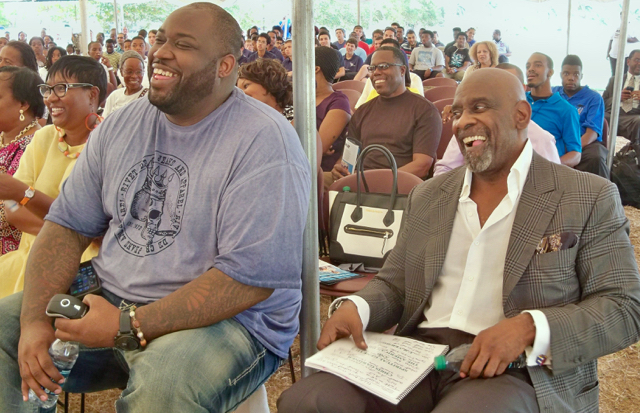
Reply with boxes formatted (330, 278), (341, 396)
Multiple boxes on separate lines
(129, 308), (147, 347)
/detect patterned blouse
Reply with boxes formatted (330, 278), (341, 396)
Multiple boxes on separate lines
(0, 133), (35, 255)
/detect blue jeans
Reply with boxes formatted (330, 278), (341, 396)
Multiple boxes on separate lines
(0, 291), (281, 413)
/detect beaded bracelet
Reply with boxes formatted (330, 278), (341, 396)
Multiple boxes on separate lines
(129, 307), (147, 348)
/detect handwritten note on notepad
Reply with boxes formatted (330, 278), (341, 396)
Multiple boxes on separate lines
(305, 332), (448, 405)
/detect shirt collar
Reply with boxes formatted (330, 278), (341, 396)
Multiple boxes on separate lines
(526, 91), (561, 104)
(555, 85), (589, 100)
(460, 139), (533, 201)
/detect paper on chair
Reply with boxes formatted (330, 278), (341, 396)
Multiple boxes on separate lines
(305, 332), (448, 405)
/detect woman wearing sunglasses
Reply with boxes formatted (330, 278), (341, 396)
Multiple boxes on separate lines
(0, 55), (104, 298)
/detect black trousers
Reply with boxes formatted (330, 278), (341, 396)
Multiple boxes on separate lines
(277, 328), (540, 413)
(575, 141), (610, 179)
(413, 69), (441, 80)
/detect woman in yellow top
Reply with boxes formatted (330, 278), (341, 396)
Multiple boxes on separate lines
(0, 55), (106, 298)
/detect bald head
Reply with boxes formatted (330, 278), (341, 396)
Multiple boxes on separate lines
(180, 2), (243, 59)
(452, 68), (531, 175)
(460, 67), (525, 103)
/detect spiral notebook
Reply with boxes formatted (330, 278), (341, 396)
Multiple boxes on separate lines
(305, 332), (448, 405)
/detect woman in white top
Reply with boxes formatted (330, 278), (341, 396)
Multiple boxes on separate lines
(463, 40), (499, 80)
(103, 51), (147, 118)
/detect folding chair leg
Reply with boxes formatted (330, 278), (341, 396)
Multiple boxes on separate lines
(288, 348), (296, 383)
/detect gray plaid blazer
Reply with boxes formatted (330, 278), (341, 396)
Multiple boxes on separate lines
(357, 152), (640, 412)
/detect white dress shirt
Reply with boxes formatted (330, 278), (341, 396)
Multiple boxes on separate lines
(333, 140), (552, 367)
(622, 72), (640, 113)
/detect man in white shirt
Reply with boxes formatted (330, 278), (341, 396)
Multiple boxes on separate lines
(603, 49), (640, 145)
(278, 68), (640, 413)
(607, 16), (638, 76)
(493, 29), (512, 63)
(409, 30), (444, 79)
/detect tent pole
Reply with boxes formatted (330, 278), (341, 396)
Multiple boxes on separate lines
(566, 0), (571, 55)
(292, 0), (320, 379)
(79, 0), (89, 56)
(114, 0), (119, 35)
(607, 0), (632, 171)
(357, 0), (361, 26)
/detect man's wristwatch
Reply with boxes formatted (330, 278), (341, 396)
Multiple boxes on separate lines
(20, 186), (35, 206)
(114, 310), (140, 351)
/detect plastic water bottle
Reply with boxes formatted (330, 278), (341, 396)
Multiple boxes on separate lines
(434, 343), (527, 372)
(28, 339), (80, 411)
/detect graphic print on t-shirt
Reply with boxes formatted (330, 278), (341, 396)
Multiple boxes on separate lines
(417, 50), (433, 66)
(115, 152), (189, 256)
(450, 51), (465, 68)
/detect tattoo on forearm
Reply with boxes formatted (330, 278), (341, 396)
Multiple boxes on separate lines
(138, 268), (273, 341)
(21, 221), (92, 325)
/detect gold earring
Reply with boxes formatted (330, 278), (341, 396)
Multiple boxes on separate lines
(19, 109), (25, 122)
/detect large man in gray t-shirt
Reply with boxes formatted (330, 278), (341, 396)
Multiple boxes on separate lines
(0, 4), (310, 412)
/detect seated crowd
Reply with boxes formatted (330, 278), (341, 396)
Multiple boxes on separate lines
(0, 6), (639, 413)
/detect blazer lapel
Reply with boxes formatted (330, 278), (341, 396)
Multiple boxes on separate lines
(502, 153), (563, 306)
(397, 167), (464, 335)
(424, 168), (465, 292)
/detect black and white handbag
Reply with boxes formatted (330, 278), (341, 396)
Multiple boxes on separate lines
(328, 145), (408, 268)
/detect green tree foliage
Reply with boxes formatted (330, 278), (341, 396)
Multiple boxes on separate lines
(313, 0), (358, 31)
(93, 0), (177, 32)
(313, 0), (444, 34)
(224, 4), (261, 33)
(0, 4), (13, 28)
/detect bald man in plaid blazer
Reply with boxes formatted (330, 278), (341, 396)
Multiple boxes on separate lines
(279, 69), (640, 413)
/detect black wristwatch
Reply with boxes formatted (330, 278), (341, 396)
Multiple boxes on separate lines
(114, 310), (140, 351)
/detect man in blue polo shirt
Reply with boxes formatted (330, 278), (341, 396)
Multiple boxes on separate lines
(526, 52), (582, 167)
(552, 54), (608, 178)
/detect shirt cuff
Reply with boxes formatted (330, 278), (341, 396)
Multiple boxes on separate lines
(328, 295), (371, 330)
(522, 310), (552, 367)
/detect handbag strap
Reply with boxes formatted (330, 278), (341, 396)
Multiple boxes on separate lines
(351, 144), (398, 227)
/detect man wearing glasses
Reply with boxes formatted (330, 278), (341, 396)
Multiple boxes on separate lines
(331, 46), (442, 180)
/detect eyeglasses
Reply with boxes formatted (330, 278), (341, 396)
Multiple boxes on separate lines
(123, 70), (144, 76)
(367, 63), (404, 73)
(38, 83), (93, 99)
